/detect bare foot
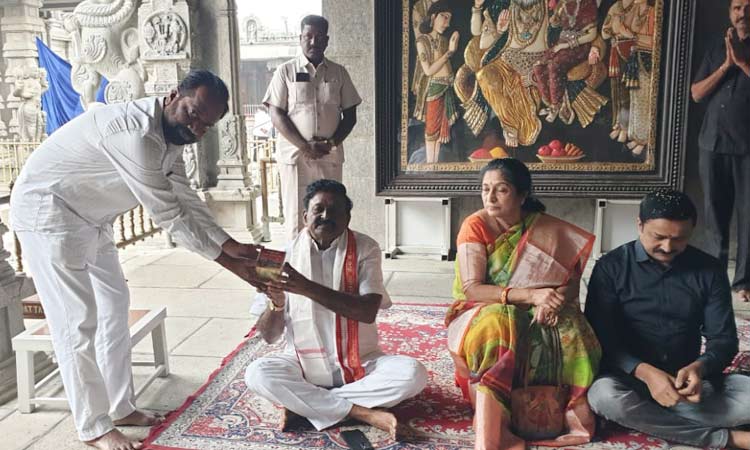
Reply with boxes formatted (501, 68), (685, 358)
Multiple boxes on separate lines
(503, 129), (519, 148)
(113, 409), (165, 427)
(737, 289), (750, 302)
(729, 429), (750, 449)
(609, 125), (621, 140)
(85, 429), (142, 450)
(349, 405), (397, 438)
(544, 107), (560, 123)
(280, 408), (308, 432)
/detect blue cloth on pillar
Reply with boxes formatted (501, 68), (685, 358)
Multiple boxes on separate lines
(35, 38), (108, 135)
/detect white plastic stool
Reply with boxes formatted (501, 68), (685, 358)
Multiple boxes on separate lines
(11, 306), (169, 413)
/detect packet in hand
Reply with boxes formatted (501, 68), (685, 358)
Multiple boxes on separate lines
(255, 248), (286, 282)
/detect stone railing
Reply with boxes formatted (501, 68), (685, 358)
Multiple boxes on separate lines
(0, 140), (163, 271)
(114, 204), (162, 249)
(10, 204), (162, 273)
(241, 104), (264, 117)
(0, 140), (39, 192)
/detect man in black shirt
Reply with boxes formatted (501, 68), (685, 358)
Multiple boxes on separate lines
(691, 0), (750, 302)
(586, 190), (750, 449)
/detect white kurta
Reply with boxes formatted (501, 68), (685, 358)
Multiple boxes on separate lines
(10, 97), (229, 441)
(263, 55), (361, 240)
(245, 230), (427, 430)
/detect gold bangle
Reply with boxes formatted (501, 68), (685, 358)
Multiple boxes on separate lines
(500, 287), (512, 305)
(267, 300), (285, 312)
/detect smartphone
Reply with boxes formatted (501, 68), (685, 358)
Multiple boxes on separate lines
(340, 429), (374, 450)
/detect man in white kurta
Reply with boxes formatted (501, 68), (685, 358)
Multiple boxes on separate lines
(263, 15), (361, 240)
(245, 180), (427, 435)
(10, 70), (262, 450)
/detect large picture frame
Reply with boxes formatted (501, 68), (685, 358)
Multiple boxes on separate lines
(375, 0), (695, 197)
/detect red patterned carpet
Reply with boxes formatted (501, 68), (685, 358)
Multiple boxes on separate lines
(143, 306), (749, 450)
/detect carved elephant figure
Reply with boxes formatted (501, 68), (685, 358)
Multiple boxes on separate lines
(63, 0), (145, 108)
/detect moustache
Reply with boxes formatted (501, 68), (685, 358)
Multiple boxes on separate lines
(315, 219), (336, 228)
(653, 249), (674, 255)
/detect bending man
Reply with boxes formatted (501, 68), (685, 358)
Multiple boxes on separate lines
(10, 70), (262, 450)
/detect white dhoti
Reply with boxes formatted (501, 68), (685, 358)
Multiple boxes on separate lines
(245, 352), (427, 430)
(279, 159), (343, 241)
(17, 227), (135, 441)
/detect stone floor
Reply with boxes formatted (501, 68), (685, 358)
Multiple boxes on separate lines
(0, 229), (747, 450)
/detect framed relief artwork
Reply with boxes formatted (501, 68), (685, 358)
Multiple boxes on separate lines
(375, 0), (695, 197)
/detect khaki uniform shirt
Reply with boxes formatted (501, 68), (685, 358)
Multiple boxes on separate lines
(263, 55), (361, 165)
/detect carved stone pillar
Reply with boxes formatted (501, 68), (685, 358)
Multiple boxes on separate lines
(45, 12), (71, 61)
(0, 96), (7, 138)
(0, 0), (44, 139)
(139, 0), (191, 98)
(0, 14), (6, 134)
(197, 0), (261, 239)
(139, 0), (196, 185)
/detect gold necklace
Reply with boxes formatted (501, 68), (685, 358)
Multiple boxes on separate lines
(512, 2), (545, 46)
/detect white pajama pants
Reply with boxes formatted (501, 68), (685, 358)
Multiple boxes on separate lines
(279, 159), (343, 241)
(245, 353), (428, 430)
(17, 228), (135, 441)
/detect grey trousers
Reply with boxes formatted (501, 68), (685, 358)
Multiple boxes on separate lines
(588, 373), (750, 448)
(699, 149), (750, 291)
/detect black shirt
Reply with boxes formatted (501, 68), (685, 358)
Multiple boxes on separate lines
(694, 37), (750, 155)
(584, 240), (738, 378)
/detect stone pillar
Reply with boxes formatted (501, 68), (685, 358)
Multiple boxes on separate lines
(0, 12), (6, 138)
(45, 12), (71, 61)
(1, 0), (44, 139)
(196, 0), (261, 239)
(321, 0), (384, 243)
(139, 0), (191, 98)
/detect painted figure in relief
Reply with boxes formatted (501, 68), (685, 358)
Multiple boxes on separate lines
(456, 0), (546, 148)
(602, 0), (656, 156)
(533, 0), (607, 126)
(411, 0), (438, 38)
(624, 0), (656, 156)
(413, 0), (461, 163)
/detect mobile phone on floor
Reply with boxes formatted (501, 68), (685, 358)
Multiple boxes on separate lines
(340, 429), (374, 450)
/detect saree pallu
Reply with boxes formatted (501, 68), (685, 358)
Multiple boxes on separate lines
(447, 213), (601, 448)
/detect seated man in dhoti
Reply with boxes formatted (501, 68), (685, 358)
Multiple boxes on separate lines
(244, 179), (428, 436)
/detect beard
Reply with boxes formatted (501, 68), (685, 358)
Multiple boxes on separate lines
(163, 122), (197, 146)
(513, 0), (542, 8)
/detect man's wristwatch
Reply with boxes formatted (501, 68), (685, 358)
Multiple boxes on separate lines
(267, 300), (285, 312)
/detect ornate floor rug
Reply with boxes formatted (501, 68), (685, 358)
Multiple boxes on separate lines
(144, 306), (749, 450)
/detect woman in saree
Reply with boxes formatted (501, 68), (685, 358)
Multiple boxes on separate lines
(446, 158), (601, 449)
